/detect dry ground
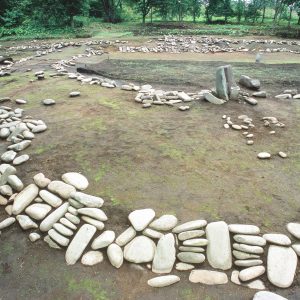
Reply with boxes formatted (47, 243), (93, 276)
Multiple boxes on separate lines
(0, 36), (300, 300)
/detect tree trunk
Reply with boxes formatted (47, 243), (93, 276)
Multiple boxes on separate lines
(298, 16), (300, 25)
(288, 8), (292, 27)
(261, 5), (266, 23)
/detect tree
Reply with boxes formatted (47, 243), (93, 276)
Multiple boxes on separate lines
(188, 0), (202, 22)
(101, 0), (123, 23)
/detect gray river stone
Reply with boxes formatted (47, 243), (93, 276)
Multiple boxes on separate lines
(189, 270), (228, 285)
(65, 224), (97, 265)
(152, 233), (176, 274)
(172, 220), (207, 234)
(116, 226), (136, 246)
(149, 215), (178, 231)
(60, 217), (77, 230)
(128, 208), (155, 231)
(147, 275), (180, 288)
(29, 232), (41, 242)
(48, 180), (76, 199)
(267, 245), (297, 288)
(39, 190), (62, 207)
(1, 150), (17, 163)
(206, 221), (232, 270)
(91, 230), (115, 249)
(179, 246), (205, 253)
(124, 236), (156, 263)
(107, 243), (123, 268)
(233, 250), (260, 260)
(12, 184), (39, 215)
(25, 203), (51, 220)
(40, 202), (69, 232)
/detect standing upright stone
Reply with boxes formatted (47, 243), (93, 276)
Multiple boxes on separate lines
(216, 65), (237, 101)
(206, 221), (232, 270)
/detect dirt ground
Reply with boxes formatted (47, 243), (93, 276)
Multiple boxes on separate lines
(0, 36), (300, 300)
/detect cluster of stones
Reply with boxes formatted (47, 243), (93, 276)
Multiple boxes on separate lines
(119, 35), (300, 55)
(275, 89), (300, 100)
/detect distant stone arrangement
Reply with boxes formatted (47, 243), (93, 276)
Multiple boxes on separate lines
(119, 35), (300, 55)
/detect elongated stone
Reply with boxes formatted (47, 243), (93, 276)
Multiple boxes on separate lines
(177, 252), (205, 264)
(233, 250), (260, 260)
(234, 259), (263, 267)
(179, 246), (205, 253)
(0, 216), (15, 229)
(183, 238), (208, 247)
(65, 224), (97, 265)
(39, 190), (62, 207)
(48, 180), (75, 199)
(16, 215), (38, 230)
(107, 243), (123, 268)
(176, 263), (195, 271)
(53, 223), (73, 236)
(48, 229), (70, 247)
(62, 172), (88, 190)
(152, 233), (176, 274)
(148, 275), (180, 288)
(65, 212), (80, 224)
(189, 270), (228, 285)
(12, 184), (39, 215)
(149, 215), (178, 231)
(263, 233), (291, 246)
(91, 230), (115, 249)
(81, 216), (104, 230)
(60, 217), (77, 230)
(239, 266), (265, 282)
(77, 208), (107, 221)
(143, 228), (163, 239)
(178, 230), (205, 241)
(70, 191), (104, 208)
(172, 220), (207, 234)
(233, 234), (266, 247)
(233, 243), (264, 254)
(206, 221), (232, 270)
(229, 224), (260, 234)
(40, 202), (69, 232)
(116, 226), (136, 246)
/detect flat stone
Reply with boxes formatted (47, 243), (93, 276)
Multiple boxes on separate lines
(33, 173), (50, 188)
(189, 270), (228, 285)
(81, 251), (103, 266)
(233, 243), (264, 254)
(116, 226), (136, 246)
(60, 217), (77, 230)
(8, 140), (31, 152)
(278, 152), (287, 158)
(68, 198), (84, 209)
(40, 202), (69, 232)
(124, 236), (156, 263)
(206, 221), (232, 270)
(16, 215), (38, 230)
(81, 216), (104, 230)
(239, 75), (260, 90)
(70, 191), (104, 208)
(239, 266), (265, 282)
(53, 223), (73, 236)
(233, 250), (260, 260)
(0, 195), (8, 205)
(253, 291), (288, 300)
(13, 154), (29, 165)
(39, 190), (62, 207)
(233, 235), (266, 246)
(48, 229), (70, 247)
(1, 150), (17, 163)
(179, 246), (204, 253)
(44, 235), (61, 249)
(228, 224), (260, 234)
(77, 208), (107, 221)
(204, 92), (225, 105)
(65, 212), (80, 224)
(68, 206), (78, 215)
(42, 99), (56, 105)
(147, 275), (180, 288)
(178, 230), (205, 241)
(69, 91), (81, 97)
(292, 244), (300, 256)
(25, 203), (51, 220)
(275, 94), (292, 99)
(287, 222), (300, 239)
(149, 214), (178, 231)
(62, 172), (88, 190)
(244, 97), (258, 105)
(48, 181), (76, 199)
(128, 208), (155, 231)
(235, 259), (263, 267)
(65, 224), (97, 265)
(0, 185), (12, 197)
(172, 220), (207, 234)
(29, 232), (41, 242)
(7, 175), (23, 192)
(12, 184), (39, 215)
(0, 217), (15, 229)
(263, 233), (291, 246)
(176, 262), (195, 271)
(267, 245), (297, 288)
(107, 243), (123, 268)
(232, 124), (242, 130)
(91, 230), (115, 249)
(252, 91), (267, 98)
(177, 252), (205, 264)
(183, 238), (208, 247)
(152, 233), (176, 274)
(143, 228), (163, 239)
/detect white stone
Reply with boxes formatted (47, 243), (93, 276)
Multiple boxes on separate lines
(60, 217), (77, 230)
(183, 238), (208, 247)
(40, 202), (69, 232)
(292, 244), (300, 256)
(53, 223), (73, 236)
(147, 275), (180, 288)
(233, 234), (266, 246)
(13, 154), (29, 165)
(16, 215), (38, 230)
(234, 259), (263, 267)
(44, 235), (61, 249)
(179, 246), (204, 253)
(177, 252), (205, 264)
(107, 243), (123, 268)
(116, 226), (136, 246)
(239, 266), (265, 282)
(128, 208), (155, 231)
(233, 250), (260, 260)
(124, 236), (156, 263)
(91, 230), (115, 249)
(257, 152), (271, 159)
(178, 230), (205, 241)
(206, 221), (232, 270)
(29, 232), (40, 242)
(77, 208), (107, 221)
(253, 291), (288, 300)
(65, 212), (80, 224)
(39, 190), (62, 207)
(189, 270), (228, 285)
(81, 251), (103, 266)
(62, 172), (88, 190)
(152, 233), (176, 274)
(263, 233), (291, 246)
(12, 184), (39, 215)
(7, 175), (23, 192)
(228, 224), (260, 234)
(0, 217), (15, 229)
(48, 229), (70, 246)
(48, 180), (76, 199)
(233, 243), (264, 254)
(278, 152), (287, 158)
(81, 216), (104, 230)
(267, 245), (297, 288)
(143, 228), (163, 239)
(172, 220), (207, 234)
(25, 203), (51, 220)
(33, 173), (50, 188)
(65, 224), (97, 265)
(149, 215), (178, 231)
(286, 222), (300, 239)
(176, 262), (195, 271)
(70, 191), (104, 208)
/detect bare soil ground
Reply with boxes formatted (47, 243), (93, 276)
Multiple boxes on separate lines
(0, 36), (300, 300)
